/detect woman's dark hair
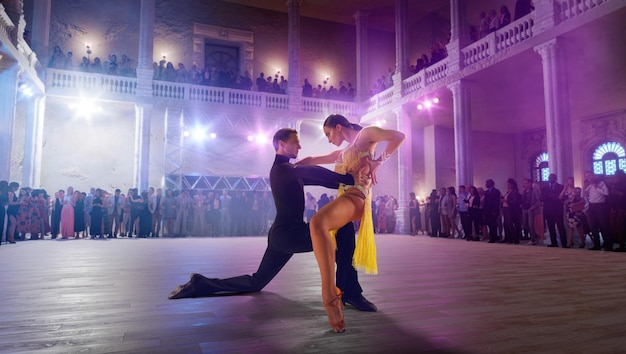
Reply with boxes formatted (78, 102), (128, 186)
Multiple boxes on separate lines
(507, 178), (518, 190)
(323, 114), (362, 131)
(447, 186), (456, 196)
(470, 186), (478, 196)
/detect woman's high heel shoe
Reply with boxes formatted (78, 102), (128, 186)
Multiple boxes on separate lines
(323, 287), (345, 333)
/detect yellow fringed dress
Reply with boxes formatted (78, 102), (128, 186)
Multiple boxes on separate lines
(331, 143), (378, 275)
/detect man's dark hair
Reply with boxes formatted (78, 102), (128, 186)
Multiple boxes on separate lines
(272, 128), (297, 150)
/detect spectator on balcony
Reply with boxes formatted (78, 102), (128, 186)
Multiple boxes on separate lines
(347, 83), (355, 101)
(313, 84), (322, 98)
(119, 55), (134, 77)
(164, 62), (177, 82)
(187, 64), (201, 85)
(63, 51), (74, 70)
(266, 76), (273, 91)
(106, 54), (118, 75)
(176, 63), (188, 83)
(478, 11), (490, 38)
(430, 41), (447, 65)
(302, 78), (313, 97)
(415, 57), (426, 73)
(470, 26), (478, 42)
(327, 85), (337, 100)
(338, 81), (347, 99)
(489, 9), (501, 33)
(386, 68), (394, 88)
(201, 65), (211, 85)
(256, 72), (266, 92)
(279, 75), (288, 93)
(91, 57), (103, 73)
(48, 45), (66, 68)
(514, 0), (534, 20)
(241, 70), (253, 90)
(500, 5), (512, 28)
(23, 30), (31, 46)
(79, 56), (90, 72)
(271, 77), (281, 94)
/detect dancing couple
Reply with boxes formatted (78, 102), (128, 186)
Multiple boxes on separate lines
(169, 114), (405, 333)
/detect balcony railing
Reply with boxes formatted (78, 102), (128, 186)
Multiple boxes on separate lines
(559, 0), (610, 22)
(48, 69), (138, 96)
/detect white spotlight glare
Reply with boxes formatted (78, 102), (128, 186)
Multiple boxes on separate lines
(247, 135), (254, 142)
(382, 119), (387, 124)
(192, 128), (205, 140)
(433, 97), (440, 104)
(210, 132), (217, 139)
(183, 130), (190, 138)
(417, 104), (423, 110)
(256, 135), (268, 144)
(424, 100), (432, 108)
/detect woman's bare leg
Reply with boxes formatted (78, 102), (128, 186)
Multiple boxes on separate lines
(310, 192), (364, 332)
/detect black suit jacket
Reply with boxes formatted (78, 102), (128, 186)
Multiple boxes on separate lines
(483, 187), (501, 216)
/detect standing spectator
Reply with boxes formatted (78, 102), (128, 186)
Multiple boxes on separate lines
(84, 188), (94, 237)
(175, 189), (192, 237)
(377, 196), (388, 233)
(192, 189), (206, 236)
(128, 188), (143, 237)
(478, 11), (490, 38)
(458, 186), (470, 239)
(502, 178), (522, 244)
(151, 188), (164, 237)
(50, 190), (62, 239)
(584, 171), (612, 250)
(305, 192), (317, 223)
(514, 0), (534, 20)
(256, 72), (267, 92)
(500, 5), (512, 27)
(60, 187), (75, 239)
(488, 9), (501, 33)
(74, 191), (86, 238)
(16, 188), (31, 240)
(219, 189), (232, 236)
(564, 187), (586, 248)
(90, 189), (105, 239)
(429, 190), (440, 237)
(529, 182), (545, 245)
(543, 173), (567, 248)
(439, 188), (452, 237)
(302, 78), (313, 97)
(520, 179), (533, 240)
(163, 189), (177, 236)
(447, 187), (463, 238)
(206, 192), (220, 236)
(467, 186), (481, 241)
(108, 188), (124, 238)
(484, 179), (502, 243)
(408, 192), (420, 235)
(138, 191), (152, 238)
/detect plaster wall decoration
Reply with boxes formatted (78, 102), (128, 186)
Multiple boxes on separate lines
(520, 129), (547, 163)
(579, 110), (626, 159)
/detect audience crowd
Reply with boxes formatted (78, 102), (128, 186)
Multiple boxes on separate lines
(409, 171), (626, 252)
(302, 78), (356, 102)
(0, 181), (277, 243)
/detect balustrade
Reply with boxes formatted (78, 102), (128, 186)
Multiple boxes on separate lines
(559, 0), (608, 21)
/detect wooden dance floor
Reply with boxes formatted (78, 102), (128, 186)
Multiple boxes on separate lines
(0, 234), (624, 353)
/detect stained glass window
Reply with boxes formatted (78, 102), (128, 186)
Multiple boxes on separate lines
(592, 142), (626, 176)
(532, 152), (549, 182)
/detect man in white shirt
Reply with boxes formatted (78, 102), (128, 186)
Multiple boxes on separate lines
(584, 171), (612, 251)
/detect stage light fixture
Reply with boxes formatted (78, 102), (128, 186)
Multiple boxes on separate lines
(183, 130), (191, 138)
(417, 104), (423, 110)
(210, 132), (217, 139)
(433, 97), (439, 104)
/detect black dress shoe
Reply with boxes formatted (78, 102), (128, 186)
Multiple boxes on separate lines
(588, 246), (602, 250)
(547, 244), (558, 248)
(343, 295), (377, 312)
(168, 280), (197, 299)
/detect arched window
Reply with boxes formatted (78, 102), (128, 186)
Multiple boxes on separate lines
(592, 142), (626, 176)
(532, 152), (549, 182)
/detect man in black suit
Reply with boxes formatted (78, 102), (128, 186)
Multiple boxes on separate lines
(543, 173), (568, 248)
(168, 128), (377, 312)
(483, 179), (501, 243)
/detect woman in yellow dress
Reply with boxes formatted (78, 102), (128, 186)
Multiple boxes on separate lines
(297, 114), (405, 332)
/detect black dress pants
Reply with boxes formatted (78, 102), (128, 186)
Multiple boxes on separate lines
(545, 208), (567, 246)
(192, 221), (362, 299)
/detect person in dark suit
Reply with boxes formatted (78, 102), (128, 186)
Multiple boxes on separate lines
(483, 179), (502, 243)
(543, 173), (568, 248)
(168, 128), (377, 312)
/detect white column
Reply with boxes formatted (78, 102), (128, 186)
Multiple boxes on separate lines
(30, 0), (51, 66)
(448, 80), (473, 187)
(394, 0), (409, 75)
(136, 0), (155, 97)
(134, 103), (152, 191)
(447, 0), (470, 72)
(354, 10), (369, 103)
(22, 95), (45, 187)
(534, 39), (573, 181)
(0, 68), (19, 182)
(394, 106), (413, 234)
(286, 0), (301, 110)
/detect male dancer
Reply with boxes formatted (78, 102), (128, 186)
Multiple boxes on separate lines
(169, 128), (376, 312)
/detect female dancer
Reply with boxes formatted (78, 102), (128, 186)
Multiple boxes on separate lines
(298, 114), (405, 332)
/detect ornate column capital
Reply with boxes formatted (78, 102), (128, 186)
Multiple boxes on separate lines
(534, 38), (558, 61)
